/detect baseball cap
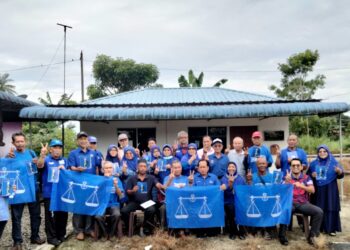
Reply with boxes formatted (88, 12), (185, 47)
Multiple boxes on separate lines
(88, 136), (97, 143)
(49, 139), (63, 147)
(252, 131), (262, 138)
(77, 131), (88, 139)
(212, 138), (223, 146)
(118, 133), (128, 141)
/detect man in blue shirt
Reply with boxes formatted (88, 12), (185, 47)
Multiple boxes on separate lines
(173, 131), (189, 160)
(245, 131), (273, 173)
(68, 131), (100, 241)
(88, 136), (104, 175)
(276, 134), (308, 176)
(7, 132), (45, 249)
(37, 139), (67, 246)
(209, 138), (229, 179)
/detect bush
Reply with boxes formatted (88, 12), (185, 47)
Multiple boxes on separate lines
(298, 135), (350, 154)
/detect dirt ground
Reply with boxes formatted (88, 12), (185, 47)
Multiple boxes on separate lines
(1, 159), (349, 250)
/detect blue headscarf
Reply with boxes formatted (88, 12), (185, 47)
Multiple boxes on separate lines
(309, 144), (343, 186)
(150, 145), (161, 161)
(122, 146), (138, 172)
(106, 144), (119, 163)
(162, 144), (173, 159)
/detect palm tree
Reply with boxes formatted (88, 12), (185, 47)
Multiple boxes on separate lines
(39, 91), (77, 105)
(178, 70), (228, 88)
(0, 73), (16, 95)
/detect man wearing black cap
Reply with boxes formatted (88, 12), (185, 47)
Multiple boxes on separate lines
(37, 139), (68, 246)
(67, 132), (101, 241)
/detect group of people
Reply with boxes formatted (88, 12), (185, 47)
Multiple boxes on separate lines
(0, 130), (345, 249)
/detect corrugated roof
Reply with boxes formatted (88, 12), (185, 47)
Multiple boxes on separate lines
(0, 91), (38, 109)
(19, 101), (350, 121)
(82, 88), (279, 105)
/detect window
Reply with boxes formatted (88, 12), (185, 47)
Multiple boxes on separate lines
(264, 130), (285, 141)
(188, 127), (227, 149)
(117, 128), (156, 152)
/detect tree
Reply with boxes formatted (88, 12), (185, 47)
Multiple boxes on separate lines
(87, 55), (160, 99)
(38, 92), (77, 105)
(178, 70), (228, 88)
(269, 49), (325, 100)
(0, 73), (16, 95)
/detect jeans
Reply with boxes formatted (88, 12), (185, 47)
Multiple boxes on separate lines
(11, 192), (41, 244)
(293, 202), (323, 237)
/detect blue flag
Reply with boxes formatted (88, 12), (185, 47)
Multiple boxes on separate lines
(166, 186), (224, 229)
(235, 184), (293, 227)
(50, 170), (113, 216)
(0, 158), (36, 205)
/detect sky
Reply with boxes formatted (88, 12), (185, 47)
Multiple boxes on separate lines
(0, 0), (349, 107)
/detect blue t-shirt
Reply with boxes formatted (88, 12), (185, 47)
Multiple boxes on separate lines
(42, 155), (67, 198)
(193, 173), (220, 186)
(67, 148), (100, 175)
(247, 145), (273, 173)
(279, 147), (308, 176)
(107, 177), (125, 207)
(163, 175), (189, 188)
(14, 149), (38, 191)
(209, 153), (229, 178)
(252, 172), (273, 186)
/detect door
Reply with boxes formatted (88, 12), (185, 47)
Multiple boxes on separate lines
(229, 126), (258, 148)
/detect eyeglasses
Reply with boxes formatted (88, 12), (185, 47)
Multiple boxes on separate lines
(291, 164), (301, 168)
(188, 148), (196, 150)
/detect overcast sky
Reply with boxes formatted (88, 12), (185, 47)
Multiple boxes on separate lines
(1, 0), (349, 107)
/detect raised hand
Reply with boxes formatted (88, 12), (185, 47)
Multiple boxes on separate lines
(113, 177), (118, 187)
(285, 169), (292, 183)
(154, 167), (160, 175)
(243, 147), (249, 157)
(172, 140), (178, 152)
(169, 168), (175, 180)
(311, 172), (317, 178)
(246, 168), (252, 181)
(40, 142), (48, 156)
(142, 150), (147, 158)
(229, 173), (236, 183)
(188, 170), (195, 183)
(335, 166), (342, 175)
(122, 161), (128, 174)
(7, 146), (15, 158)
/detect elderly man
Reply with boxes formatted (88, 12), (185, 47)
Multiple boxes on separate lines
(197, 135), (214, 160)
(227, 137), (248, 178)
(209, 138), (230, 179)
(117, 133), (129, 160)
(276, 134), (308, 176)
(173, 131), (189, 160)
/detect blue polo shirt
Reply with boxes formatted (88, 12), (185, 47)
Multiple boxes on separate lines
(14, 149), (39, 191)
(42, 155), (67, 198)
(279, 147), (308, 176)
(107, 177), (125, 207)
(67, 148), (100, 175)
(193, 173), (220, 186)
(175, 145), (188, 160)
(209, 153), (229, 178)
(252, 172), (273, 186)
(163, 175), (189, 188)
(247, 145), (273, 173)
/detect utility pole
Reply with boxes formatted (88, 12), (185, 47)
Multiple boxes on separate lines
(80, 50), (84, 102)
(57, 23), (72, 95)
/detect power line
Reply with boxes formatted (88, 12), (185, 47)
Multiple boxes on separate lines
(0, 59), (79, 73)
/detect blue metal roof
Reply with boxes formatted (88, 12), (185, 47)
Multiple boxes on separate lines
(0, 91), (38, 108)
(82, 87), (279, 105)
(19, 101), (350, 121)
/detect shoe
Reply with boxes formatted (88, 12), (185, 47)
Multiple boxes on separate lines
(329, 232), (336, 236)
(11, 243), (22, 250)
(229, 234), (236, 240)
(47, 238), (61, 247)
(279, 236), (289, 246)
(89, 231), (96, 238)
(264, 231), (273, 240)
(238, 235), (246, 240)
(58, 236), (66, 242)
(76, 232), (84, 241)
(30, 237), (45, 245)
(307, 236), (316, 247)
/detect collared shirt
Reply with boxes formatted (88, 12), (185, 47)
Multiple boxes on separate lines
(209, 153), (230, 178)
(289, 173), (313, 204)
(279, 147), (308, 176)
(163, 175), (188, 188)
(126, 174), (159, 204)
(252, 171), (273, 186)
(193, 173), (220, 186)
(42, 155), (67, 198)
(67, 148), (100, 175)
(107, 176), (125, 207)
(247, 145), (273, 173)
(227, 149), (246, 177)
(175, 145), (188, 160)
(197, 147), (215, 159)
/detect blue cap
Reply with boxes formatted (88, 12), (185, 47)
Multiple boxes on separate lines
(188, 143), (198, 150)
(88, 136), (97, 143)
(49, 139), (63, 147)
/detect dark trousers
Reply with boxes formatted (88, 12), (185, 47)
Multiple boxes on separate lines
(73, 214), (94, 234)
(43, 198), (68, 241)
(11, 192), (41, 244)
(95, 206), (120, 237)
(293, 202), (323, 237)
(0, 220), (7, 239)
(121, 201), (157, 232)
(224, 204), (244, 236)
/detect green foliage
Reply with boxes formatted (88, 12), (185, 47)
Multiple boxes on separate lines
(269, 49), (325, 100)
(87, 55), (160, 99)
(298, 135), (350, 154)
(178, 70), (228, 88)
(0, 73), (16, 95)
(22, 122), (77, 157)
(38, 92), (77, 105)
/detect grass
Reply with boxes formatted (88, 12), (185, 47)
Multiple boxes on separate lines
(298, 135), (350, 154)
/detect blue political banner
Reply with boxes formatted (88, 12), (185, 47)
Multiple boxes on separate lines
(50, 170), (113, 216)
(166, 186), (224, 229)
(0, 158), (36, 204)
(235, 184), (293, 227)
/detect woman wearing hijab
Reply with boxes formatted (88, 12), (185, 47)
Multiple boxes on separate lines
(120, 146), (138, 183)
(181, 143), (200, 176)
(105, 144), (121, 176)
(308, 145), (344, 236)
(220, 162), (246, 240)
